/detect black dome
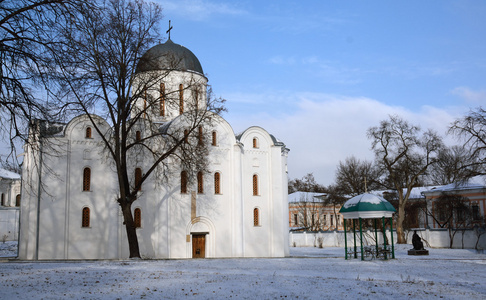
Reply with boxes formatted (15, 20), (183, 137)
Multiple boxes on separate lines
(135, 39), (203, 75)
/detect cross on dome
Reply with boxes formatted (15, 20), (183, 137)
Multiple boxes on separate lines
(166, 20), (173, 39)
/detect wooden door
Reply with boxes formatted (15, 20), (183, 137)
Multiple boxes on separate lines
(192, 234), (206, 258)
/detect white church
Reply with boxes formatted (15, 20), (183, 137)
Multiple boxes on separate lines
(18, 38), (290, 260)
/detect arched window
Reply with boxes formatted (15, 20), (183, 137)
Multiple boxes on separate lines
(15, 194), (20, 207)
(214, 172), (221, 194)
(160, 83), (165, 117)
(181, 171), (188, 194)
(134, 208), (141, 228)
(197, 171), (204, 194)
(179, 84), (184, 115)
(136, 131), (141, 141)
(135, 168), (142, 191)
(83, 167), (91, 191)
(253, 208), (260, 226)
(1, 193), (4, 206)
(143, 89), (148, 118)
(193, 86), (199, 109)
(184, 129), (189, 143)
(252, 174), (258, 196)
(85, 127), (92, 138)
(253, 137), (258, 148)
(198, 126), (203, 146)
(212, 131), (217, 146)
(82, 207), (90, 227)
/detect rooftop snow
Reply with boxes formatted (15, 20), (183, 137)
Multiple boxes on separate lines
(0, 169), (20, 180)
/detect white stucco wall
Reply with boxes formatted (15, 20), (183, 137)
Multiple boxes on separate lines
(0, 208), (19, 242)
(289, 229), (486, 250)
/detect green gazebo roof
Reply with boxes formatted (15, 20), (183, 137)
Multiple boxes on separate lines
(339, 193), (396, 219)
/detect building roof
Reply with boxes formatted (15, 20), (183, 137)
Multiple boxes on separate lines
(135, 39), (204, 75)
(0, 168), (20, 180)
(339, 193), (396, 219)
(288, 191), (327, 203)
(422, 176), (486, 195)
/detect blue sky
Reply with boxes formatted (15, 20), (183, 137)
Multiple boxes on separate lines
(2, 1), (483, 185)
(158, 0), (486, 185)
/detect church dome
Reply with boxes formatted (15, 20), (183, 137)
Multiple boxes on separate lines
(135, 39), (204, 75)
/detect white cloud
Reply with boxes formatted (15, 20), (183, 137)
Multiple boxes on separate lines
(161, 0), (246, 21)
(451, 86), (486, 104)
(226, 92), (466, 186)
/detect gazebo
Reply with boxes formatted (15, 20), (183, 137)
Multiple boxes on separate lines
(339, 193), (396, 260)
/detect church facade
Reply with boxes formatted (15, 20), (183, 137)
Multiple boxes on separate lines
(18, 39), (290, 260)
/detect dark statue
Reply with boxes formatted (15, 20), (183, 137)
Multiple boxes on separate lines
(412, 231), (424, 250)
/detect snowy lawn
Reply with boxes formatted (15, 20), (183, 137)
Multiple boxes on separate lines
(1, 242), (485, 299)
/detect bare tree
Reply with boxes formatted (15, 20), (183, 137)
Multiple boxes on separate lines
(293, 193), (324, 231)
(426, 145), (480, 185)
(0, 160), (21, 174)
(288, 173), (325, 194)
(367, 115), (443, 243)
(334, 156), (380, 196)
(425, 192), (471, 248)
(449, 107), (486, 176)
(0, 0), (83, 161)
(322, 185), (347, 231)
(48, 0), (225, 258)
(473, 218), (486, 251)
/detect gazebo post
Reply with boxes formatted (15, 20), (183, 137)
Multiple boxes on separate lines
(390, 217), (395, 259)
(344, 219), (348, 260)
(353, 219), (357, 259)
(382, 216), (388, 260)
(359, 217), (364, 261)
(374, 218), (378, 255)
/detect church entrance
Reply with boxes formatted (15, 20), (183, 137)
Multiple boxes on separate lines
(192, 233), (206, 258)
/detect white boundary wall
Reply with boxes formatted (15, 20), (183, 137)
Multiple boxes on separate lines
(0, 208), (19, 242)
(290, 229), (486, 250)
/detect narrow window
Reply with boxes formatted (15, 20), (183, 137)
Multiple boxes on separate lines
(83, 167), (91, 191)
(134, 208), (141, 228)
(179, 84), (184, 115)
(456, 207), (465, 222)
(160, 83), (165, 117)
(212, 131), (217, 146)
(253, 208), (260, 226)
(253, 138), (258, 148)
(198, 126), (203, 146)
(1, 193), (4, 206)
(82, 207), (90, 227)
(193, 86), (199, 109)
(143, 90), (148, 118)
(136, 131), (141, 141)
(85, 127), (92, 138)
(472, 204), (480, 220)
(197, 171), (204, 194)
(184, 129), (189, 143)
(15, 194), (20, 207)
(252, 174), (258, 196)
(135, 168), (142, 191)
(181, 171), (188, 194)
(293, 214), (298, 226)
(214, 172), (221, 194)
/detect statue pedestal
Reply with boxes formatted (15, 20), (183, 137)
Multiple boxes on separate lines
(407, 249), (429, 255)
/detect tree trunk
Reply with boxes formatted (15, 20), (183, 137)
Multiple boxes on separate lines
(121, 202), (141, 258)
(396, 203), (406, 244)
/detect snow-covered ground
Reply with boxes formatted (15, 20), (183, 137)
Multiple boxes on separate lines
(1, 242), (485, 299)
